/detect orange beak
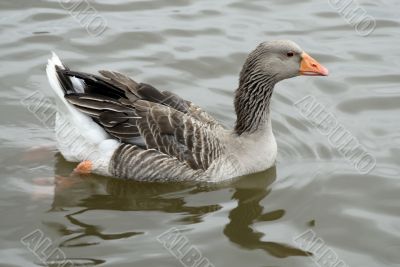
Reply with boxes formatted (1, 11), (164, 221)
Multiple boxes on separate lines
(300, 52), (329, 76)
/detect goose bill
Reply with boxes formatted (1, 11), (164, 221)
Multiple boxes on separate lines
(300, 52), (329, 76)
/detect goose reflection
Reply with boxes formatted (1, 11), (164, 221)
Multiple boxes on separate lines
(224, 167), (309, 258)
(49, 153), (308, 259)
(51, 154), (221, 218)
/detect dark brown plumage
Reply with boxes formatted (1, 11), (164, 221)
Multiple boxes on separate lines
(56, 68), (223, 171)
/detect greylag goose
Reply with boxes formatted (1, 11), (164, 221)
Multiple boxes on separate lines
(46, 40), (328, 182)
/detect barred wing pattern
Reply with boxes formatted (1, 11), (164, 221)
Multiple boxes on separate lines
(99, 70), (222, 128)
(56, 68), (225, 175)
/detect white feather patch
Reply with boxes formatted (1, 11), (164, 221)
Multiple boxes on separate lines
(46, 52), (119, 176)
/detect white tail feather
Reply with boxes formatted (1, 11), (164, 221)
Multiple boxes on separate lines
(46, 53), (119, 174)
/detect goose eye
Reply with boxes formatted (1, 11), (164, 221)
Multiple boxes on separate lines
(287, 51), (294, 57)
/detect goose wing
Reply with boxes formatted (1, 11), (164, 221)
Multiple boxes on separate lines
(56, 68), (225, 170)
(100, 70), (221, 127)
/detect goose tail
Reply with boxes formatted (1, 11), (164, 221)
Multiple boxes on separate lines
(46, 52), (85, 114)
(46, 53), (119, 173)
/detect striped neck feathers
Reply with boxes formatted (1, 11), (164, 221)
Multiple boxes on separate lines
(234, 59), (277, 135)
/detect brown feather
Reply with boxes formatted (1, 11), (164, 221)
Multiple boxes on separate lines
(58, 66), (224, 170)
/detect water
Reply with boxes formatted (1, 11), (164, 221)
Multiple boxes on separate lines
(0, 0), (399, 266)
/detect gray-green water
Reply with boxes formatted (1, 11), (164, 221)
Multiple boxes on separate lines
(1, 0), (399, 266)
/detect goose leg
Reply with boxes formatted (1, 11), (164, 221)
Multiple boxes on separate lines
(73, 160), (93, 174)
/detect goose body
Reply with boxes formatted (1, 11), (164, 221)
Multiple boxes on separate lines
(46, 40), (327, 182)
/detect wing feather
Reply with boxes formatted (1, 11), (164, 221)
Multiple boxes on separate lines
(58, 68), (224, 170)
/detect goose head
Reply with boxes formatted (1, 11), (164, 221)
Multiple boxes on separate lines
(242, 40), (329, 82)
(235, 40), (328, 135)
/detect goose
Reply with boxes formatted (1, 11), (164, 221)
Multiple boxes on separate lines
(46, 40), (328, 182)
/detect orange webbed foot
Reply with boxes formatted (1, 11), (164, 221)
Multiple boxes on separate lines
(73, 160), (93, 175)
